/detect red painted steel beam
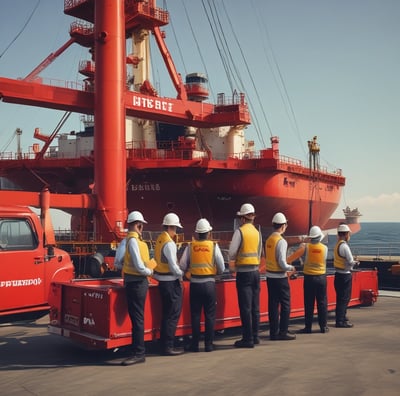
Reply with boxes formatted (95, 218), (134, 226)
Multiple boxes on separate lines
(0, 77), (94, 113)
(0, 78), (250, 127)
(0, 190), (95, 210)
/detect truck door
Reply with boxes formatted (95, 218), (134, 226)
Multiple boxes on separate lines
(0, 217), (45, 312)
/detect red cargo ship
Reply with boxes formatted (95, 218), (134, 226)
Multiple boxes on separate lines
(0, 0), (348, 237)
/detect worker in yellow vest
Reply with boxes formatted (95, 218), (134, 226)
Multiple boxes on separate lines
(179, 218), (225, 352)
(228, 203), (262, 348)
(154, 213), (185, 355)
(288, 226), (329, 334)
(334, 223), (359, 328)
(265, 212), (296, 341)
(114, 211), (153, 366)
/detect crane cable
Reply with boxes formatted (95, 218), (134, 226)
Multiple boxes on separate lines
(220, 0), (270, 146)
(0, 129), (17, 153)
(0, 0), (41, 60)
(165, 0), (188, 78)
(201, 0), (235, 93)
(179, 0), (216, 103)
(205, 0), (268, 147)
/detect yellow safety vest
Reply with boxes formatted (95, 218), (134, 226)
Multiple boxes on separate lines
(123, 231), (150, 276)
(154, 231), (173, 274)
(235, 223), (260, 266)
(265, 233), (285, 273)
(333, 240), (347, 270)
(189, 240), (216, 277)
(303, 242), (327, 275)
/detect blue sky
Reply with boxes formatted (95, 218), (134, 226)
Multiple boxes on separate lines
(0, 0), (399, 223)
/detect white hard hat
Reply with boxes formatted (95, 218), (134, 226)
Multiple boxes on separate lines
(195, 218), (212, 233)
(337, 223), (351, 233)
(272, 212), (287, 224)
(162, 212), (183, 228)
(237, 203), (255, 216)
(127, 210), (147, 224)
(309, 225), (323, 240)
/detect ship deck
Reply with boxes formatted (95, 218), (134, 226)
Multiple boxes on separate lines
(1, 291), (399, 395)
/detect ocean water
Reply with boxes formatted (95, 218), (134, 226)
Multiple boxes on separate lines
(326, 222), (400, 258)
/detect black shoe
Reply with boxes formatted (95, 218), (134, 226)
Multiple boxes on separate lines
(336, 322), (354, 328)
(320, 326), (329, 333)
(297, 328), (312, 334)
(253, 337), (260, 345)
(205, 344), (215, 352)
(121, 355), (146, 366)
(277, 333), (296, 341)
(270, 334), (279, 341)
(184, 344), (199, 352)
(162, 347), (184, 356)
(234, 339), (254, 348)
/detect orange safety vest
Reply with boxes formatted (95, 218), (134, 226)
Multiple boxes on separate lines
(265, 233), (285, 273)
(154, 231), (173, 274)
(303, 242), (327, 275)
(189, 240), (216, 277)
(123, 231), (150, 276)
(333, 240), (347, 270)
(235, 223), (260, 266)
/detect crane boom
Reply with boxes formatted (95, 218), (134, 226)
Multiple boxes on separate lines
(24, 38), (76, 82)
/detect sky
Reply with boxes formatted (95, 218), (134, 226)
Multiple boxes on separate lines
(0, 0), (399, 224)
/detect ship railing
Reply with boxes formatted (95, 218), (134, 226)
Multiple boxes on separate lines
(23, 76), (85, 91)
(125, 0), (169, 24)
(0, 151), (37, 160)
(326, 241), (400, 261)
(70, 20), (94, 36)
(216, 92), (246, 106)
(277, 155), (343, 178)
(350, 242), (400, 261)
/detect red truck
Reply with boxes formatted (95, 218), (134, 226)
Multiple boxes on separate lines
(0, 205), (74, 323)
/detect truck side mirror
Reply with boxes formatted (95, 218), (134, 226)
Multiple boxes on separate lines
(47, 245), (55, 258)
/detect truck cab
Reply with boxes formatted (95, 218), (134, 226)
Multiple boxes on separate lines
(0, 205), (74, 323)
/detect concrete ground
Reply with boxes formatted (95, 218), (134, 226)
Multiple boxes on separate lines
(1, 291), (399, 396)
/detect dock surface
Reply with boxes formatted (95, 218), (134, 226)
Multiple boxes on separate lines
(1, 291), (399, 396)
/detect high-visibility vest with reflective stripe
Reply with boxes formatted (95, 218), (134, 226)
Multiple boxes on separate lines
(333, 240), (347, 270)
(236, 223), (260, 266)
(303, 242), (327, 275)
(154, 231), (173, 274)
(123, 231), (150, 276)
(265, 233), (284, 272)
(189, 240), (216, 277)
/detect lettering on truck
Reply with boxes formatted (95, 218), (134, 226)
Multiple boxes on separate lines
(0, 278), (42, 288)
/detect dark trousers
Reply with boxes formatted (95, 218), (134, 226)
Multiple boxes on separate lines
(158, 279), (183, 350)
(334, 272), (352, 324)
(303, 274), (327, 330)
(267, 277), (291, 336)
(125, 278), (148, 357)
(236, 271), (260, 342)
(190, 281), (217, 347)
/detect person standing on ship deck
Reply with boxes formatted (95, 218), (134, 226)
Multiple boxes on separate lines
(114, 211), (153, 366)
(228, 203), (262, 348)
(179, 218), (225, 352)
(288, 225), (329, 334)
(334, 223), (359, 328)
(154, 212), (185, 355)
(265, 212), (297, 341)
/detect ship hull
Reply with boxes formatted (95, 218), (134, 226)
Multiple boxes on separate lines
(1, 161), (342, 235)
(127, 168), (341, 235)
